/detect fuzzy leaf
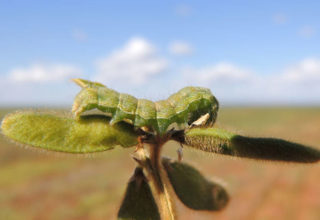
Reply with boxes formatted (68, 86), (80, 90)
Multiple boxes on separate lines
(184, 128), (320, 163)
(1, 111), (138, 153)
(162, 158), (229, 211)
(118, 167), (160, 220)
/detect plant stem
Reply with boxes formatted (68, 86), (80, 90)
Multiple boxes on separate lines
(146, 139), (177, 220)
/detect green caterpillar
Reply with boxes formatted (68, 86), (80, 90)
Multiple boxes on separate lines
(72, 79), (219, 135)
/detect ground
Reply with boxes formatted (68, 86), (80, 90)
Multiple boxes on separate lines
(0, 107), (319, 220)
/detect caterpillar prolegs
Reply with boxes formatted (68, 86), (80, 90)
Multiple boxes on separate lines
(72, 79), (219, 135)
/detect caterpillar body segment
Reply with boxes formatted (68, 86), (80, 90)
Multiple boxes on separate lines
(72, 78), (106, 88)
(134, 99), (157, 130)
(72, 86), (120, 117)
(72, 79), (219, 135)
(155, 100), (177, 134)
(110, 93), (138, 125)
(167, 86), (218, 126)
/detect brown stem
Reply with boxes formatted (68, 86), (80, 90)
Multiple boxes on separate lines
(131, 134), (177, 220)
(145, 139), (177, 220)
(149, 139), (163, 189)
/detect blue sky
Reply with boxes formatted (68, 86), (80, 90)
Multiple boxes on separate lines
(1, 0), (320, 106)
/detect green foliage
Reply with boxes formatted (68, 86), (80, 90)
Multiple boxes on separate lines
(1, 111), (138, 153)
(162, 158), (229, 211)
(118, 167), (160, 220)
(184, 128), (320, 163)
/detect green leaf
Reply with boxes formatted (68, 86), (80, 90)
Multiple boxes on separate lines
(1, 111), (138, 153)
(184, 128), (320, 163)
(162, 158), (229, 211)
(118, 167), (160, 220)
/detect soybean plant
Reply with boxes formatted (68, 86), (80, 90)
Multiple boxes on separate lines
(1, 79), (319, 220)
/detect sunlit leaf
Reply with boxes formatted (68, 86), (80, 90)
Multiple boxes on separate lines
(162, 158), (229, 211)
(118, 167), (160, 220)
(184, 128), (320, 163)
(1, 111), (138, 153)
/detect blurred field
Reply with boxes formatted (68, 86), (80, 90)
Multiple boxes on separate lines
(0, 107), (319, 220)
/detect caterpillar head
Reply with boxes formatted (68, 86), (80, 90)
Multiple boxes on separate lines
(187, 96), (219, 128)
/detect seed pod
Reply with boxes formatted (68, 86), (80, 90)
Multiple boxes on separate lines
(72, 79), (219, 135)
(162, 158), (229, 211)
(1, 111), (138, 153)
(184, 128), (320, 163)
(118, 167), (160, 220)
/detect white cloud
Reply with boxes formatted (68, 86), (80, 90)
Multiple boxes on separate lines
(299, 26), (316, 38)
(281, 58), (320, 84)
(179, 59), (320, 104)
(72, 29), (88, 42)
(95, 37), (168, 85)
(8, 63), (80, 83)
(169, 41), (193, 55)
(2, 32), (320, 105)
(182, 62), (253, 86)
(273, 13), (287, 25)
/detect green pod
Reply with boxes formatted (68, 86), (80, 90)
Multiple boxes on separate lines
(72, 78), (219, 135)
(118, 167), (160, 220)
(162, 158), (229, 211)
(184, 128), (320, 163)
(1, 111), (138, 153)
